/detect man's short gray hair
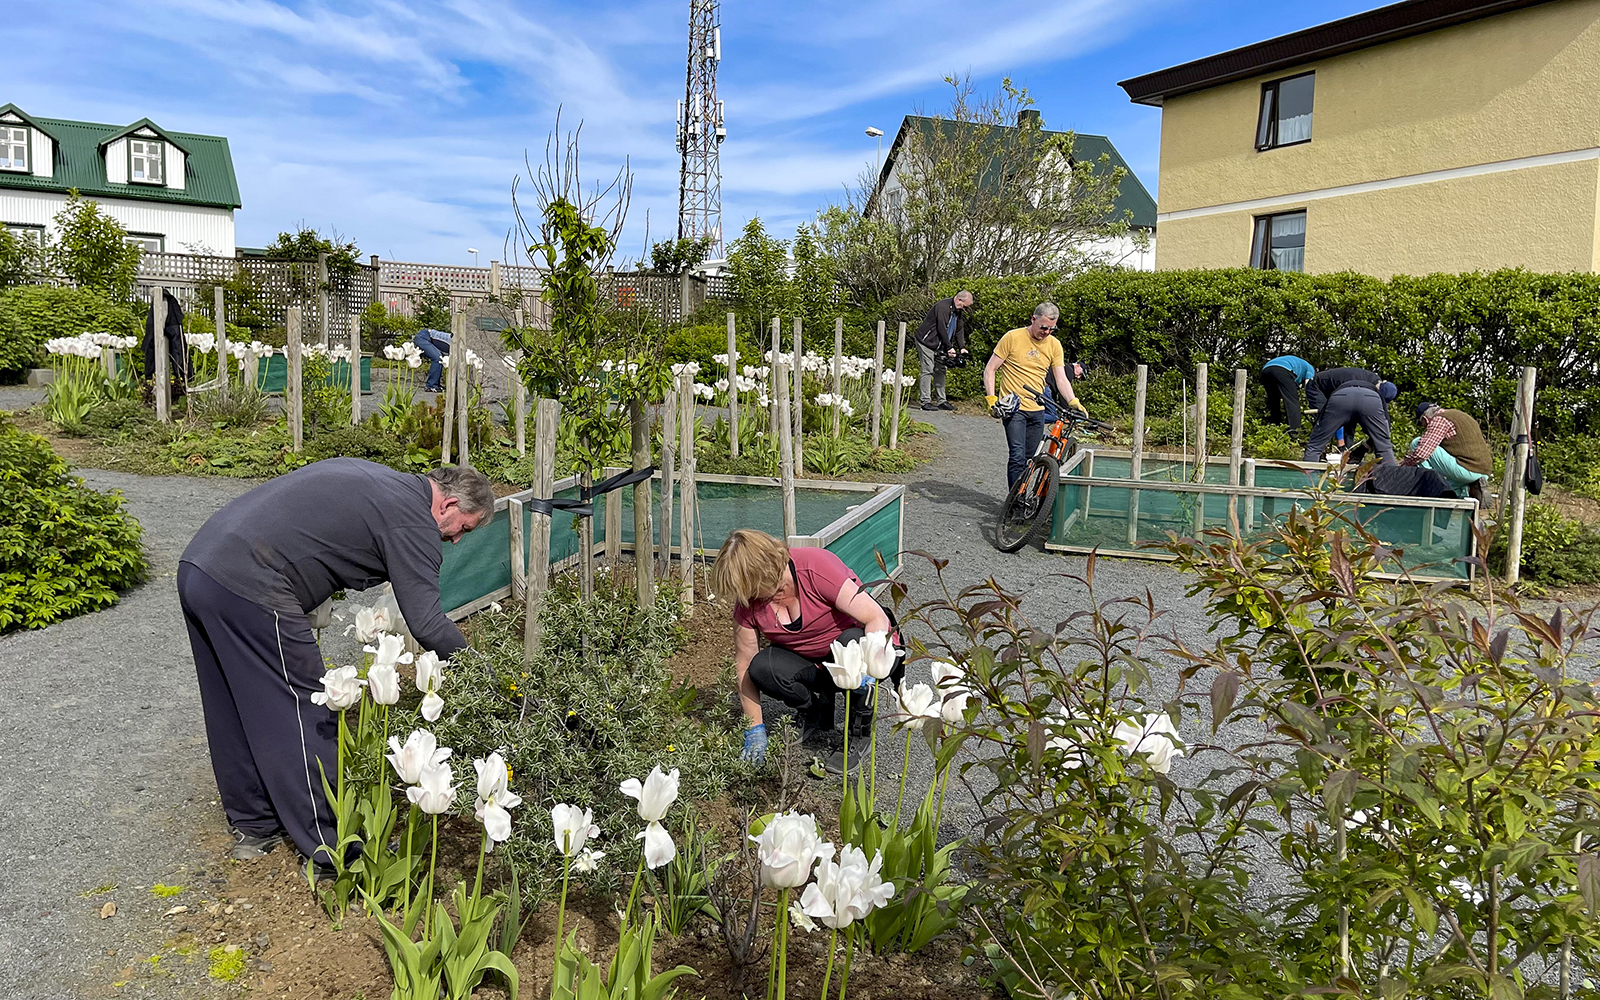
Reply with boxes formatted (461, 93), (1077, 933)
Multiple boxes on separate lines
(954, 289), (974, 304)
(1033, 302), (1060, 321)
(428, 466), (496, 515)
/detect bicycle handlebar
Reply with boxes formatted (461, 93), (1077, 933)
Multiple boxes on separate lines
(1017, 385), (1112, 433)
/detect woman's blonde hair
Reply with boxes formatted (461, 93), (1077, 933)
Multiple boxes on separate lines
(712, 529), (789, 607)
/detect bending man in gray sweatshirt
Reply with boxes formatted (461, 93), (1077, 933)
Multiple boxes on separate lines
(178, 460), (494, 864)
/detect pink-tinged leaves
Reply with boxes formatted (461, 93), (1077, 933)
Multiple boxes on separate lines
(1210, 672), (1240, 733)
(1578, 853), (1600, 914)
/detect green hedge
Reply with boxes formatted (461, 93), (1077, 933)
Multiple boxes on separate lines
(0, 285), (141, 382)
(876, 269), (1600, 436)
(0, 414), (147, 631)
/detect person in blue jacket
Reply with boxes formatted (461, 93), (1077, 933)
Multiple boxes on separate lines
(1262, 355), (1315, 434)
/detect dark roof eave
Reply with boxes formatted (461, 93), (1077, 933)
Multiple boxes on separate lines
(96, 118), (193, 155)
(1118, 0), (1562, 106)
(0, 176), (239, 209)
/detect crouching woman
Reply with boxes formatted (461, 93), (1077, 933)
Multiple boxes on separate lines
(711, 529), (904, 769)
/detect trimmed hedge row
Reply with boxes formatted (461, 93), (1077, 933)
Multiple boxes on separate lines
(0, 285), (142, 383)
(877, 268), (1600, 436)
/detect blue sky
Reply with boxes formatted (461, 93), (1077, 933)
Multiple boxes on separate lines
(12, 0), (1380, 264)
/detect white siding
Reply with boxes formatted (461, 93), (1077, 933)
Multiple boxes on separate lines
(29, 129), (52, 179)
(164, 141), (185, 191)
(104, 138), (126, 183)
(0, 188), (235, 255)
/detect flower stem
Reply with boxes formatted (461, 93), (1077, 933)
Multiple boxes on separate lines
(625, 853), (646, 925)
(893, 729), (913, 829)
(819, 926), (838, 1000)
(837, 925), (854, 1000)
(778, 887), (790, 1000)
(401, 807), (415, 924)
(473, 829), (487, 902)
(767, 891), (780, 1000)
(868, 684), (880, 806)
(336, 710), (348, 838)
(934, 759), (951, 834)
(841, 697), (851, 803)
(554, 851), (572, 953)
(424, 814), (439, 939)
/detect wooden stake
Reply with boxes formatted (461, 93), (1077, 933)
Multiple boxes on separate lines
(888, 321), (906, 450)
(659, 385), (678, 583)
(513, 309), (527, 457)
(509, 497), (526, 600)
(286, 306), (303, 452)
(1229, 368), (1246, 531)
(678, 371), (697, 607)
(604, 465), (622, 572)
(1504, 366), (1538, 586)
(214, 285), (229, 403)
(727, 311), (740, 459)
(349, 307), (361, 427)
(316, 251), (330, 349)
(870, 319), (885, 447)
(522, 398), (561, 666)
(792, 317), (804, 469)
(832, 316), (844, 437)
(769, 317), (781, 442)
(1243, 459), (1257, 531)
(578, 467), (594, 602)
(776, 360), (797, 539)
(631, 398), (654, 608)
(1127, 364), (1146, 545)
(1194, 363), (1208, 535)
(441, 329), (457, 465)
(1499, 375), (1528, 523)
(153, 288), (170, 423)
(454, 311), (470, 468)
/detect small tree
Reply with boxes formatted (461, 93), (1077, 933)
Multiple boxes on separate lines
(413, 279), (451, 330)
(647, 235), (715, 276)
(0, 228), (42, 288)
(726, 217), (791, 337)
(789, 222), (837, 335)
(50, 192), (142, 302)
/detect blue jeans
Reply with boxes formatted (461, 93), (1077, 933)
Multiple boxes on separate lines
(412, 331), (447, 390)
(1003, 408), (1048, 488)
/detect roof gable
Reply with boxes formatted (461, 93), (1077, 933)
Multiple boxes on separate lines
(879, 115), (1158, 228)
(0, 104), (60, 141)
(0, 111), (238, 209)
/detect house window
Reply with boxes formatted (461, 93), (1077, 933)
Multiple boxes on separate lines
(1255, 72), (1314, 150)
(1250, 211), (1305, 271)
(0, 125), (28, 172)
(129, 138), (164, 184)
(5, 223), (44, 243)
(125, 232), (164, 253)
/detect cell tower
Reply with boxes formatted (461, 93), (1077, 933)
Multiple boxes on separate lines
(676, 0), (725, 256)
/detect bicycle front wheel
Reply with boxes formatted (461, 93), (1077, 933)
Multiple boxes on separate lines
(994, 453), (1060, 552)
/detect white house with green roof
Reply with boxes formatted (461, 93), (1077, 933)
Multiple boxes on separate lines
(0, 104), (241, 256)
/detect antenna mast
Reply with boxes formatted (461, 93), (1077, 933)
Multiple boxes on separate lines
(677, 0), (724, 256)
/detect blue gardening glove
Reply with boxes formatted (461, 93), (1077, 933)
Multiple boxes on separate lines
(858, 676), (876, 693)
(742, 724), (768, 764)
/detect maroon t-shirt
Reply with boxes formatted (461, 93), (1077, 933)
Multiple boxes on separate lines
(733, 547), (863, 660)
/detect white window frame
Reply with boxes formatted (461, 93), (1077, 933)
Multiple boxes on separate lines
(5, 223), (44, 244)
(129, 137), (165, 185)
(0, 124), (29, 173)
(125, 232), (165, 253)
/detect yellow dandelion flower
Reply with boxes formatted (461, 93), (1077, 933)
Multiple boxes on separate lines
(568, 709), (577, 717)
(667, 744), (676, 752)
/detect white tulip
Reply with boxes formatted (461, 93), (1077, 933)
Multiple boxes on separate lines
(364, 633), (413, 671)
(475, 752), (511, 801)
(550, 803), (599, 857)
(637, 821), (677, 869)
(421, 691), (445, 723)
(345, 606), (381, 643)
(751, 811), (831, 889)
(414, 650), (445, 694)
(310, 665), (365, 711)
(860, 631), (897, 680)
(367, 662), (401, 705)
(407, 760), (457, 814)
(1112, 713), (1184, 775)
(931, 661), (971, 724)
(386, 729), (452, 784)
(619, 766), (680, 823)
(823, 638), (868, 691)
(800, 845), (895, 930)
(472, 754), (522, 845)
(893, 683), (941, 730)
(789, 900), (818, 933)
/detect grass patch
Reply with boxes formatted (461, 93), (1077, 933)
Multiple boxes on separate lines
(206, 945), (245, 982)
(150, 884), (185, 897)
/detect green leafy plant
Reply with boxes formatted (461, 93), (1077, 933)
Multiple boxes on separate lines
(0, 285), (139, 382)
(50, 192), (143, 301)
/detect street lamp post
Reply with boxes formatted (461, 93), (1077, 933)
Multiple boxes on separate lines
(468, 248), (480, 267)
(865, 126), (884, 182)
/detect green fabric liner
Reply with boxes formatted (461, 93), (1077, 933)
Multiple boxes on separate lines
(1050, 475), (1473, 580)
(439, 481), (902, 614)
(250, 355), (372, 393)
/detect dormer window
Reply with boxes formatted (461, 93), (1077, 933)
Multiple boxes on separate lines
(130, 138), (164, 184)
(0, 125), (28, 173)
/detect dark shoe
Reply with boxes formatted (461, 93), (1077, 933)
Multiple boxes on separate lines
(920, 402), (939, 411)
(423, 384), (443, 393)
(230, 828), (285, 860)
(847, 688), (876, 739)
(937, 401), (955, 411)
(799, 693), (836, 746)
(819, 750), (864, 778)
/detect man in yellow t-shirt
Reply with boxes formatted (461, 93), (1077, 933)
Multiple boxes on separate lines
(982, 302), (1086, 488)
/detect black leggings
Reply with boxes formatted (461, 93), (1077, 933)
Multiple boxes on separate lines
(748, 617), (907, 721)
(1263, 365), (1303, 433)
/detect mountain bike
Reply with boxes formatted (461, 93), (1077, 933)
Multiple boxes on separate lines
(993, 391), (1111, 552)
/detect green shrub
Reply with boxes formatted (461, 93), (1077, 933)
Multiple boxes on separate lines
(303, 422), (411, 467)
(0, 415), (147, 631)
(83, 398), (156, 437)
(0, 285), (140, 383)
(1489, 502), (1600, 586)
(1538, 434), (1600, 499)
(663, 322), (762, 372)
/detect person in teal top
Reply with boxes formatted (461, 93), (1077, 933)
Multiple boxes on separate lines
(1263, 355), (1315, 434)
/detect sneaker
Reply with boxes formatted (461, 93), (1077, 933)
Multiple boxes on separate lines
(818, 750), (864, 778)
(920, 402), (939, 411)
(799, 693), (836, 746)
(936, 401), (955, 410)
(230, 828), (285, 860)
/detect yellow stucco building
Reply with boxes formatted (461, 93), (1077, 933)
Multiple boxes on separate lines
(1119, 0), (1600, 277)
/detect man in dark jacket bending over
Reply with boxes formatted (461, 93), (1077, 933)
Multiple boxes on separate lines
(914, 290), (973, 410)
(1303, 367), (1399, 464)
(178, 461), (493, 863)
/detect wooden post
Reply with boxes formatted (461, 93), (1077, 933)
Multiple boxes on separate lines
(213, 285), (229, 403)
(605, 466), (623, 570)
(441, 328), (457, 465)
(1499, 375), (1528, 523)
(522, 398), (561, 666)
(726, 311), (740, 459)
(792, 317), (804, 468)
(152, 288), (170, 423)
(454, 312), (470, 468)
(631, 398), (654, 608)
(1504, 366), (1538, 586)
(316, 251), (330, 348)
(1080, 450), (1096, 523)
(776, 360), (797, 539)
(489, 260), (502, 298)
(678, 371), (697, 607)
(1228, 368), (1246, 532)
(512, 308), (527, 456)
(869, 319), (886, 447)
(578, 467), (594, 602)
(509, 497), (526, 601)
(1127, 364), (1147, 545)
(285, 307), (304, 452)
(349, 304), (361, 427)
(659, 384), (678, 583)
(1194, 363), (1209, 536)
(831, 316), (844, 437)
(888, 321), (907, 450)
(1243, 459), (1257, 532)
(769, 317), (782, 441)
